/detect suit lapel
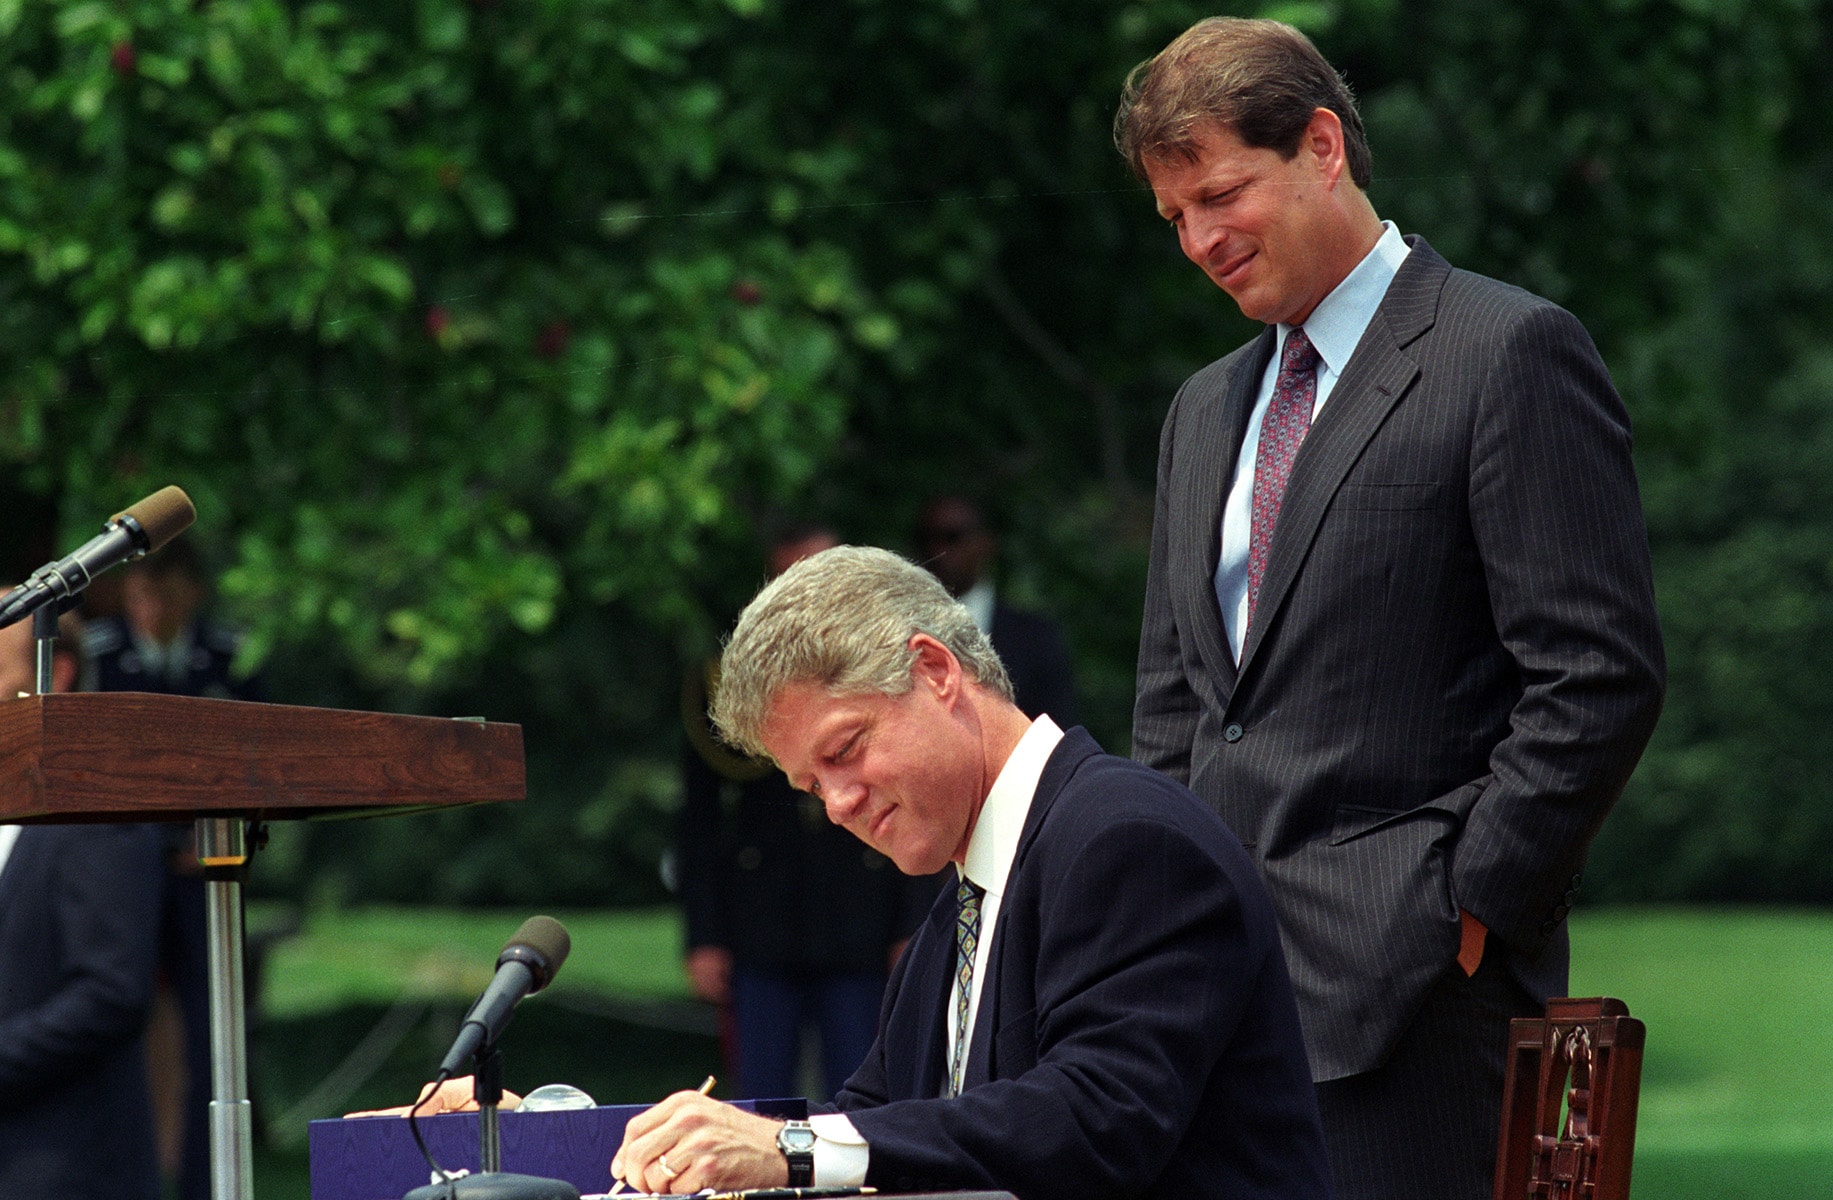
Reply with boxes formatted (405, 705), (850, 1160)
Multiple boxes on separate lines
(962, 956), (999, 1092)
(1182, 328), (1275, 709)
(901, 886), (960, 1099)
(0, 827), (40, 949)
(1237, 239), (1449, 678)
(961, 730), (1097, 1091)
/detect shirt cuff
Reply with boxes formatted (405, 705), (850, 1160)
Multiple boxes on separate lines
(809, 1113), (869, 1187)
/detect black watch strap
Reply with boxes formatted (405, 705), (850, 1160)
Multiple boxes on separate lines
(776, 1119), (816, 1186)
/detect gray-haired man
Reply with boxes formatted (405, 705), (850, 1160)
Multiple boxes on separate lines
(611, 546), (1330, 1200)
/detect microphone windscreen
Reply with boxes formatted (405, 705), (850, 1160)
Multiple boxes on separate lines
(117, 486), (197, 553)
(499, 915), (570, 992)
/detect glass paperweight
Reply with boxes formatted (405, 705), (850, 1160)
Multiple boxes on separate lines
(518, 1082), (598, 1112)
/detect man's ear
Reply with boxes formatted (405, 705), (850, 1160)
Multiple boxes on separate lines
(1303, 106), (1348, 186)
(907, 633), (963, 703)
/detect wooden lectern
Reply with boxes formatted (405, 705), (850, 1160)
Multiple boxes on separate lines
(0, 692), (526, 1200)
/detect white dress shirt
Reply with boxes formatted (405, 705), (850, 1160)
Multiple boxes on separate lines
(809, 714), (1067, 1185)
(0, 823), (20, 882)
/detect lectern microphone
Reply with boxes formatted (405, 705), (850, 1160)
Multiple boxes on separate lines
(436, 916), (571, 1079)
(0, 485), (196, 629)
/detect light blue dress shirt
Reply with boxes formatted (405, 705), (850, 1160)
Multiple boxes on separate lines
(1214, 221), (1412, 661)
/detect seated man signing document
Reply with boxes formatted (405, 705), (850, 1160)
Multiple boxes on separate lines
(612, 546), (1329, 1199)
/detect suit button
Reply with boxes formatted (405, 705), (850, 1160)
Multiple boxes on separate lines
(1223, 723), (1245, 743)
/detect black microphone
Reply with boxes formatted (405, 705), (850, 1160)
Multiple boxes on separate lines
(0, 486), (197, 629)
(436, 916), (571, 1079)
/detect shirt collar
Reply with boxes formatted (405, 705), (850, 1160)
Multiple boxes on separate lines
(0, 824), (22, 882)
(1278, 220), (1409, 376)
(960, 714), (1064, 900)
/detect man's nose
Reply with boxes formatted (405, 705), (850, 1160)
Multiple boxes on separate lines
(820, 777), (867, 823)
(1180, 212), (1223, 265)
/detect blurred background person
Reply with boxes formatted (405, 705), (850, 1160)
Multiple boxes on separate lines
(915, 494), (1080, 727)
(84, 541), (267, 1200)
(84, 540), (264, 703)
(674, 523), (937, 1100)
(0, 597), (166, 1200)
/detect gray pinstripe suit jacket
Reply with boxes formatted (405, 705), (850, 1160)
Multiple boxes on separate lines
(1133, 236), (1666, 1082)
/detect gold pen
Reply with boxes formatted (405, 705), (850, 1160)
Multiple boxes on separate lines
(607, 1077), (720, 1196)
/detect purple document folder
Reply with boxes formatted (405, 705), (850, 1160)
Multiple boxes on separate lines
(308, 1099), (805, 1200)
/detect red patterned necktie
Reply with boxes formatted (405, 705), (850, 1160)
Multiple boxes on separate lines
(1246, 327), (1320, 629)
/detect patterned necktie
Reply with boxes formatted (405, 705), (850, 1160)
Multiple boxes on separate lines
(1246, 327), (1321, 628)
(948, 876), (985, 1097)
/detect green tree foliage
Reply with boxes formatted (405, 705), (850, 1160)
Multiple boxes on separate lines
(0, 0), (903, 903)
(2, 0), (1829, 903)
(0, 0), (885, 685)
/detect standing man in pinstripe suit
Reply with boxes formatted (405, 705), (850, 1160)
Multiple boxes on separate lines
(1115, 18), (1665, 1199)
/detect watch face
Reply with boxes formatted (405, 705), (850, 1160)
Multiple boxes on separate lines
(779, 1124), (817, 1152)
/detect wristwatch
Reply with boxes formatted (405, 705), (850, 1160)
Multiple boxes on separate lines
(776, 1119), (816, 1186)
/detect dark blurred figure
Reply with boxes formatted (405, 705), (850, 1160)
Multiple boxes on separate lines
(675, 524), (936, 1100)
(84, 541), (262, 702)
(0, 599), (166, 1200)
(915, 495), (1079, 726)
(83, 542), (266, 1200)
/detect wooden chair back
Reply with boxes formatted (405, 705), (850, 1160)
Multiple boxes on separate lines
(1493, 996), (1646, 1200)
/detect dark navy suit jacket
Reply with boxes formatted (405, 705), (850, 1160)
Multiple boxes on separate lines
(831, 728), (1330, 1200)
(0, 822), (165, 1200)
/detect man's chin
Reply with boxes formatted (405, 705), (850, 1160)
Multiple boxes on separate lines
(887, 846), (949, 877)
(1223, 286), (1277, 324)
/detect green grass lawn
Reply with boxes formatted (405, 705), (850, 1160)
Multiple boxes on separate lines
(245, 903), (1833, 1200)
(1568, 905), (1833, 1199)
(255, 904), (694, 1018)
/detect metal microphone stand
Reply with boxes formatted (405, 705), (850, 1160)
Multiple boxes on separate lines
(475, 1045), (508, 1174)
(401, 1042), (579, 1200)
(31, 604), (57, 694)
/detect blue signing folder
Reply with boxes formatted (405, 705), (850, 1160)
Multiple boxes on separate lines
(309, 1099), (806, 1200)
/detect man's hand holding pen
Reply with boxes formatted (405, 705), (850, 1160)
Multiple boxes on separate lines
(612, 1077), (789, 1195)
(347, 1069), (836, 1196)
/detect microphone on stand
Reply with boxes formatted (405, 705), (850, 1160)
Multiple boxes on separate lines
(0, 486), (196, 629)
(406, 917), (581, 1200)
(437, 916), (572, 1078)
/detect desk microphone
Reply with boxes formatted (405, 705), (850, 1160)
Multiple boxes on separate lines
(410, 917), (579, 1200)
(437, 916), (571, 1079)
